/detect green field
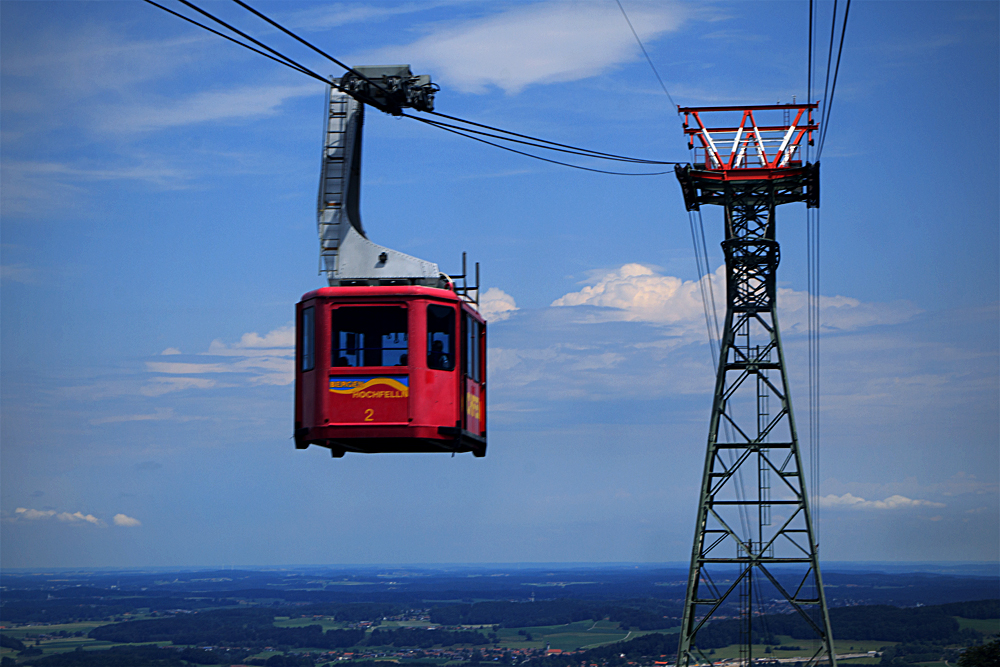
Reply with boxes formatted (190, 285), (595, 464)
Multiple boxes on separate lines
(492, 620), (677, 651)
(0, 632), (171, 660)
(274, 615), (349, 630)
(694, 636), (892, 662)
(1, 621), (126, 659)
(1, 621), (109, 639)
(956, 616), (1000, 634)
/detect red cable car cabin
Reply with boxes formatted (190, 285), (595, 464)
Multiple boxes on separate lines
(294, 285), (486, 457)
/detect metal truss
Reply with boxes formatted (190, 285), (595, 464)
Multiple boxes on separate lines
(675, 164), (834, 667)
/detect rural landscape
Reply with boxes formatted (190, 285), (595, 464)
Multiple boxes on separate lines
(1, 565), (997, 667)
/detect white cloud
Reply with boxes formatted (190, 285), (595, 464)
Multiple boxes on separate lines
(14, 508), (56, 520)
(113, 514), (142, 527)
(101, 84), (317, 133)
(479, 287), (519, 321)
(551, 263), (918, 336)
(1, 263), (38, 284)
(140, 376), (219, 397)
(57, 511), (103, 525)
(207, 325), (295, 353)
(281, 2), (455, 31)
(1, 158), (191, 217)
(2, 27), (205, 100)
(11, 507), (105, 526)
(361, 1), (691, 94)
(142, 324), (295, 394)
(88, 407), (204, 425)
(552, 263), (714, 332)
(819, 493), (946, 510)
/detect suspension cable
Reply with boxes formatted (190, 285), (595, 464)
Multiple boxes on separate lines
(817, 0), (851, 158)
(172, 0), (328, 84)
(405, 114), (679, 164)
(146, 0), (683, 173)
(143, 0), (319, 80)
(409, 116), (675, 176)
(807, 0), (814, 163)
(422, 110), (675, 164)
(615, 0), (678, 112)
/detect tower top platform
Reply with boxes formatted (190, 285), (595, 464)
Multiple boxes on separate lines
(679, 103), (818, 181)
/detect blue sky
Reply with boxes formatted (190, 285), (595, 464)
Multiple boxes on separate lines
(1, 0), (997, 568)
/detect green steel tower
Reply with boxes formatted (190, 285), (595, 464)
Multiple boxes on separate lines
(674, 103), (836, 666)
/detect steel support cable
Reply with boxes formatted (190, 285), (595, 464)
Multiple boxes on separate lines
(817, 0), (838, 135)
(615, 0), (678, 112)
(403, 114), (679, 164)
(687, 208), (752, 543)
(423, 110), (676, 164)
(402, 116), (673, 176)
(231, 0), (386, 95)
(816, 0), (851, 159)
(408, 116), (675, 176)
(230, 0), (681, 167)
(697, 209), (723, 346)
(806, 207), (821, 546)
(807, 0), (814, 162)
(144, 0), (322, 80)
(688, 211), (718, 364)
(153, 0), (683, 171)
(811, 208), (822, 544)
(171, 0), (331, 84)
(700, 210), (751, 543)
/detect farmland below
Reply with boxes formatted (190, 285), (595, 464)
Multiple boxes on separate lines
(1, 565), (997, 666)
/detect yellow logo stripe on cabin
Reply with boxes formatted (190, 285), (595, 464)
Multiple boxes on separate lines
(329, 377), (409, 397)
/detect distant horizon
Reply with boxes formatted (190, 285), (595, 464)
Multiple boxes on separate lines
(3, 560), (998, 576)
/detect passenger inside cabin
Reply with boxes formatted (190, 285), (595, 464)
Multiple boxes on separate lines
(428, 340), (449, 369)
(396, 354), (408, 366)
(334, 356), (352, 367)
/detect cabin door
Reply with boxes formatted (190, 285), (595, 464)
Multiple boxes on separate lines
(462, 313), (483, 435)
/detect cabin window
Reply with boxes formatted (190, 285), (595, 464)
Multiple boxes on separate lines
(301, 306), (315, 372)
(331, 307), (408, 367)
(427, 304), (455, 371)
(464, 314), (481, 382)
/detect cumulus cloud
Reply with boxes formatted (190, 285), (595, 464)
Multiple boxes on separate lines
(551, 264), (918, 336)
(552, 263), (716, 331)
(113, 513), (142, 527)
(12, 507), (105, 526)
(819, 493), (946, 510)
(206, 325), (295, 354)
(361, 1), (691, 94)
(479, 288), (519, 322)
(58, 511), (103, 525)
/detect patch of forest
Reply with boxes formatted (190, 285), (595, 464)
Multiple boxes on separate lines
(88, 608), (489, 649)
(0, 645), (271, 667)
(0, 595), (238, 624)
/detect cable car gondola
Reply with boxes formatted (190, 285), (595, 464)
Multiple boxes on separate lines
(293, 67), (487, 458)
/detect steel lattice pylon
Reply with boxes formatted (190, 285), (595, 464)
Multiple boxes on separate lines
(674, 104), (835, 667)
